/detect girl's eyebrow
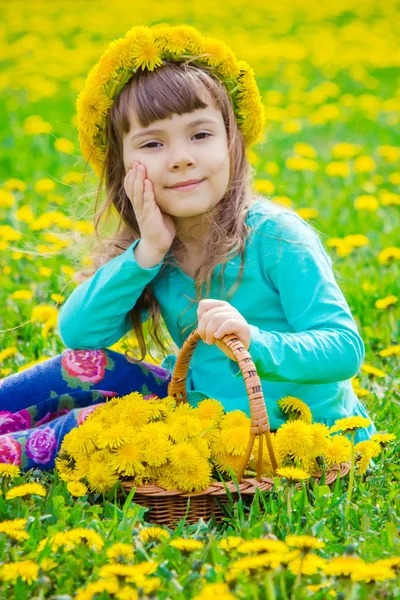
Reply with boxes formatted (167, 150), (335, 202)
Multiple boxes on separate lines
(130, 117), (218, 141)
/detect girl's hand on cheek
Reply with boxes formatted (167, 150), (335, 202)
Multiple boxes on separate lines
(123, 160), (176, 253)
(196, 299), (251, 362)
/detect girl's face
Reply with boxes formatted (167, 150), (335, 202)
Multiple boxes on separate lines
(122, 95), (230, 221)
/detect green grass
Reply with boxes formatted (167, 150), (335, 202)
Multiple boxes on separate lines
(0, 1), (399, 598)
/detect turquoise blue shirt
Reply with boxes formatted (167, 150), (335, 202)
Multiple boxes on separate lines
(58, 199), (375, 442)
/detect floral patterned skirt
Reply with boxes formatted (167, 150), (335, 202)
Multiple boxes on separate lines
(0, 349), (172, 471)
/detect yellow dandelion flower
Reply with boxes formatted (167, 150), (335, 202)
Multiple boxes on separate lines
(136, 421), (169, 443)
(227, 552), (286, 581)
(355, 440), (381, 458)
(275, 420), (314, 461)
(170, 538), (204, 552)
(54, 138), (74, 153)
(324, 435), (351, 466)
(131, 38), (164, 72)
(297, 208), (319, 220)
(0, 464), (21, 478)
(217, 536), (244, 551)
(214, 451), (247, 477)
(276, 466), (310, 483)
(193, 583), (237, 600)
(39, 558), (58, 572)
(0, 560), (39, 584)
(139, 526), (171, 544)
(96, 422), (136, 450)
(374, 557), (400, 573)
(286, 535), (325, 551)
(220, 410), (250, 429)
(190, 436), (212, 460)
(192, 399), (225, 423)
(354, 155), (376, 173)
(107, 442), (145, 477)
(323, 556), (365, 577)
(371, 432), (396, 447)
(379, 344), (400, 357)
(309, 423), (331, 458)
(66, 481), (88, 497)
(169, 442), (202, 471)
(114, 394), (156, 427)
(86, 462), (119, 494)
(361, 363), (387, 378)
(141, 436), (172, 467)
(375, 295), (398, 310)
(294, 143), (316, 158)
(62, 422), (100, 455)
(277, 396), (312, 423)
(6, 482), (46, 500)
(37, 531), (73, 553)
(165, 404), (203, 443)
(4, 178), (27, 192)
(106, 543), (135, 562)
(330, 416), (372, 435)
(75, 577), (119, 600)
(351, 563), (396, 582)
(289, 554), (327, 575)
(325, 161), (350, 177)
(0, 519), (29, 542)
(354, 195), (379, 211)
(220, 426), (250, 456)
(66, 527), (104, 551)
(378, 247), (400, 265)
(343, 234), (369, 247)
(173, 457), (212, 493)
(355, 440), (381, 474)
(357, 454), (373, 475)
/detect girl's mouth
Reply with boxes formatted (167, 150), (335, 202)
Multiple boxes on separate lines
(168, 180), (204, 191)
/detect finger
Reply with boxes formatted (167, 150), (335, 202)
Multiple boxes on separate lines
(134, 165), (144, 209)
(205, 316), (238, 343)
(199, 311), (233, 343)
(125, 165), (138, 199)
(143, 179), (153, 202)
(197, 299), (228, 320)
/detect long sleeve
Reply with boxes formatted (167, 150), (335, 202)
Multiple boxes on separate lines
(57, 239), (163, 349)
(229, 212), (365, 384)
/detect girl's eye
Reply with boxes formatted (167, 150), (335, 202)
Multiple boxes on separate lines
(140, 132), (212, 149)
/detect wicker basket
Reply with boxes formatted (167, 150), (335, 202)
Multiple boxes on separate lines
(122, 330), (350, 527)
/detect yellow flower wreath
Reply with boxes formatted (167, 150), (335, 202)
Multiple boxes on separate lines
(76, 23), (266, 177)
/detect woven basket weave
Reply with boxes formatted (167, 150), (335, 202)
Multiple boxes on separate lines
(122, 330), (350, 527)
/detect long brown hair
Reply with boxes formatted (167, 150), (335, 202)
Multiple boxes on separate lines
(74, 58), (265, 363)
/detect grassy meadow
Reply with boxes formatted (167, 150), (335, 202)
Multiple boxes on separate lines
(0, 1), (399, 598)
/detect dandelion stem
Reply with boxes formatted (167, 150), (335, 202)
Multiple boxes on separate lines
(264, 572), (276, 600)
(287, 485), (293, 522)
(344, 581), (358, 600)
(345, 432), (356, 519)
(379, 449), (385, 478)
(290, 563), (303, 600)
(279, 572), (290, 600)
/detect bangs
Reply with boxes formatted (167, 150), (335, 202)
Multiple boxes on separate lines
(113, 61), (226, 137)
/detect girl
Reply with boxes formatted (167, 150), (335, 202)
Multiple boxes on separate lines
(0, 24), (375, 471)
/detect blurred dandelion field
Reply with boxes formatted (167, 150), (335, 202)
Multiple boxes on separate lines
(0, 1), (400, 599)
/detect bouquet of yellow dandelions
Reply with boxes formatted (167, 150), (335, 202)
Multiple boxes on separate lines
(56, 392), (253, 495)
(55, 392), (389, 496)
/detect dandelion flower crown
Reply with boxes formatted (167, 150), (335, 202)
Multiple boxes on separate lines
(76, 23), (266, 177)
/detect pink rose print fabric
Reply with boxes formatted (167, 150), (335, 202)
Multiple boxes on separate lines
(0, 410), (31, 434)
(0, 348), (172, 471)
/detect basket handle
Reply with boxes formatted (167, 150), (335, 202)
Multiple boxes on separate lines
(167, 329), (278, 481)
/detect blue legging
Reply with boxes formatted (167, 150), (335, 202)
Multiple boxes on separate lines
(0, 349), (172, 471)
